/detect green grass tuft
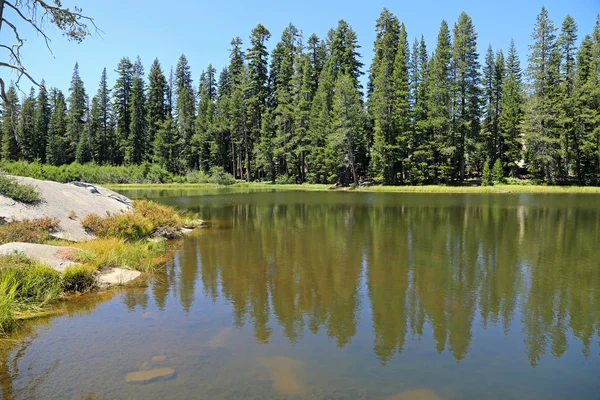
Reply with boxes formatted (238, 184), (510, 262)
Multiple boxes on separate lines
(0, 174), (41, 203)
(62, 264), (97, 292)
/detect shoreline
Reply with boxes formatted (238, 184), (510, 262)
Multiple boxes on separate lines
(106, 182), (600, 194)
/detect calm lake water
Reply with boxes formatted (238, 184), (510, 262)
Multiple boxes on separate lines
(1, 189), (600, 399)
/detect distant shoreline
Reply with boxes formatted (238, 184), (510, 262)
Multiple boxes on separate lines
(107, 182), (600, 194)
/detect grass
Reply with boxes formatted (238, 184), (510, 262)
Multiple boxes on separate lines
(0, 174), (41, 203)
(82, 199), (186, 240)
(62, 264), (97, 292)
(107, 181), (600, 194)
(0, 254), (63, 334)
(72, 237), (169, 273)
(0, 217), (60, 245)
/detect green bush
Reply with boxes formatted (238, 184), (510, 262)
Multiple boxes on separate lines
(81, 212), (154, 241)
(209, 166), (235, 185)
(0, 174), (41, 203)
(482, 161), (493, 186)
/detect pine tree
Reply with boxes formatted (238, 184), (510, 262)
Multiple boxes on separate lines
(307, 58), (334, 183)
(153, 116), (178, 174)
(245, 24), (271, 181)
(269, 24), (300, 181)
(500, 39), (525, 176)
(66, 62), (88, 163)
(369, 8), (400, 184)
(18, 88), (36, 161)
(492, 157), (505, 183)
(194, 64), (217, 171)
(212, 68), (232, 171)
(113, 57), (134, 164)
(89, 68), (114, 164)
(33, 82), (50, 162)
(329, 20), (364, 91)
(175, 54), (195, 171)
(409, 36), (431, 183)
(573, 17), (600, 183)
(146, 59), (168, 162)
(329, 73), (367, 184)
(524, 6), (560, 181)
(76, 97), (94, 164)
(127, 56), (147, 164)
(46, 89), (68, 166)
(557, 15), (578, 180)
(428, 20), (453, 182)
(452, 12), (481, 181)
(481, 160), (492, 185)
(1, 85), (20, 161)
(393, 23), (411, 182)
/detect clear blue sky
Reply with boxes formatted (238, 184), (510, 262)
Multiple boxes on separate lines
(1, 0), (598, 98)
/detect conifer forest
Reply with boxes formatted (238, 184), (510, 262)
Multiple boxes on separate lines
(2, 7), (600, 185)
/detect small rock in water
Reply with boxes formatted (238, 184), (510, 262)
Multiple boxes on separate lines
(150, 355), (167, 363)
(125, 367), (175, 384)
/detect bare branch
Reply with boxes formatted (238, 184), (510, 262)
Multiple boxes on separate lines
(0, 44), (19, 62)
(0, 62), (42, 88)
(5, 0), (53, 54)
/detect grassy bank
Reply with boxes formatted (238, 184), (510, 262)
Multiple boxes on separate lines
(0, 200), (194, 334)
(106, 182), (600, 194)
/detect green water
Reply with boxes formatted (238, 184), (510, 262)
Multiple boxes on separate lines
(1, 190), (599, 399)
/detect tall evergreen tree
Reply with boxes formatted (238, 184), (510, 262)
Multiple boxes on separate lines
(557, 15), (578, 180)
(245, 24), (271, 180)
(328, 73), (367, 184)
(146, 59), (168, 162)
(153, 116), (178, 174)
(500, 39), (525, 175)
(18, 88), (36, 161)
(524, 6), (560, 181)
(1, 85), (20, 161)
(194, 64), (217, 171)
(369, 9), (400, 184)
(175, 54), (195, 170)
(89, 68), (114, 164)
(46, 89), (68, 166)
(452, 12), (481, 181)
(66, 62), (88, 163)
(33, 82), (50, 162)
(127, 56), (147, 164)
(409, 36), (432, 183)
(76, 97), (94, 163)
(393, 23), (411, 182)
(113, 57), (134, 164)
(428, 20), (453, 182)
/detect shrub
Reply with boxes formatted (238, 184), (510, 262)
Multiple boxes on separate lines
(81, 212), (154, 241)
(132, 199), (182, 230)
(0, 217), (60, 245)
(0, 174), (41, 203)
(62, 264), (97, 292)
(492, 159), (506, 184)
(209, 166), (235, 185)
(482, 161), (493, 186)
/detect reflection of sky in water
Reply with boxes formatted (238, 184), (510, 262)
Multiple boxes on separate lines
(2, 191), (600, 400)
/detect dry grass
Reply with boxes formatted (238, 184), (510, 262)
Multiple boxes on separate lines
(0, 217), (60, 245)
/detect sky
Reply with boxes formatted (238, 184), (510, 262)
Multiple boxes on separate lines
(1, 0), (599, 99)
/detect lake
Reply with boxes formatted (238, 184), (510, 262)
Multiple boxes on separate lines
(1, 189), (599, 399)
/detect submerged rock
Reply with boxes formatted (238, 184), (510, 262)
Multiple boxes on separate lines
(97, 268), (141, 288)
(257, 356), (305, 396)
(125, 367), (176, 384)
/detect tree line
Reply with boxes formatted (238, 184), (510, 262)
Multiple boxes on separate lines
(1, 6), (599, 185)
